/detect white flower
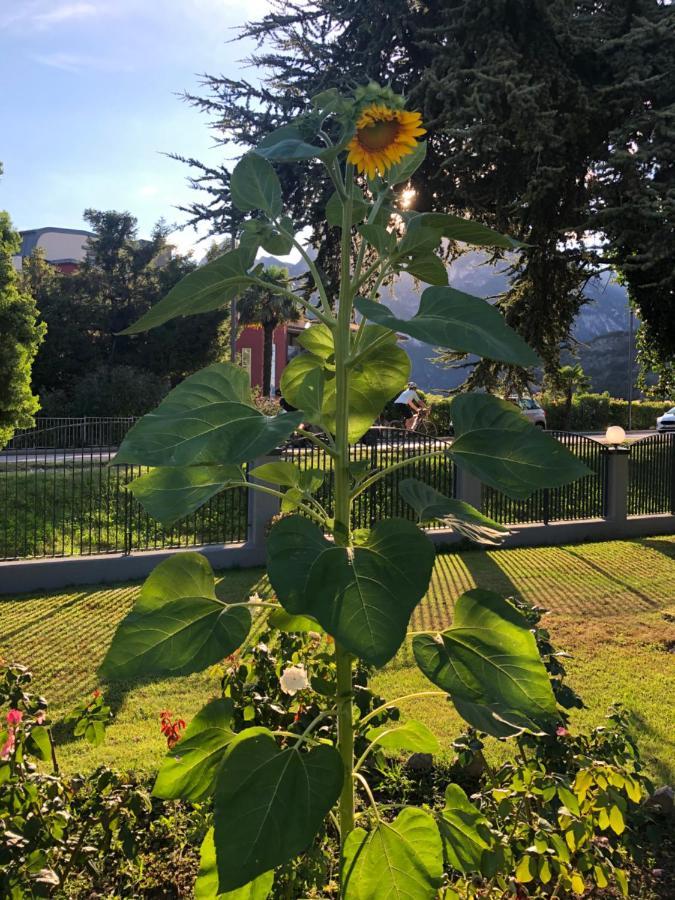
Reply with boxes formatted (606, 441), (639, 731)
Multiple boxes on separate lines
(279, 665), (309, 696)
(249, 592), (263, 603)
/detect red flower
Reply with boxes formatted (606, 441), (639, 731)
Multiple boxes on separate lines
(159, 710), (186, 749)
(92, 689), (101, 699)
(6, 709), (22, 726)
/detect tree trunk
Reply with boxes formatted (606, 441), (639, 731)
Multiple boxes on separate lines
(262, 321), (275, 397)
(564, 387), (573, 431)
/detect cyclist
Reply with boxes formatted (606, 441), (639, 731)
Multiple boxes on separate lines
(394, 382), (427, 431)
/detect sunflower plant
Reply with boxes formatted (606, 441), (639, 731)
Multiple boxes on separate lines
(100, 84), (591, 898)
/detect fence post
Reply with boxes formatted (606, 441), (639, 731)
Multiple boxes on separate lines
(605, 446), (630, 529)
(454, 465), (483, 512)
(248, 456), (281, 562)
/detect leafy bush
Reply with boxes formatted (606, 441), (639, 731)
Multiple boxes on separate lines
(540, 393), (672, 432)
(39, 365), (170, 418)
(0, 662), (205, 899)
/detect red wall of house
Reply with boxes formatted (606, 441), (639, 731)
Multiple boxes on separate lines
(235, 324), (290, 393)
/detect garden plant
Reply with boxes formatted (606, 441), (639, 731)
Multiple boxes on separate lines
(92, 84), (635, 897)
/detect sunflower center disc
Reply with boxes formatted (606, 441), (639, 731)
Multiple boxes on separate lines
(357, 119), (401, 151)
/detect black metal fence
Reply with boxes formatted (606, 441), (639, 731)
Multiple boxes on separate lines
(628, 432), (675, 516)
(3, 416), (673, 562)
(482, 432), (609, 525)
(282, 428), (455, 530)
(1, 420), (249, 561)
(7, 417), (137, 451)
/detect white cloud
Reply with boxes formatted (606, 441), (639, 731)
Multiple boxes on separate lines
(34, 3), (99, 25)
(0, 1), (103, 30)
(32, 52), (131, 73)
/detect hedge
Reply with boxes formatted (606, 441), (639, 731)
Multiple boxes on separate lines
(382, 391), (672, 434)
(539, 393), (672, 432)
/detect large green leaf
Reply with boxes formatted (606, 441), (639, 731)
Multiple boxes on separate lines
(342, 807), (443, 900)
(250, 460), (324, 494)
(358, 224), (395, 256)
(195, 828), (273, 900)
(127, 465), (246, 526)
(267, 516), (434, 666)
(399, 478), (508, 545)
(437, 784), (494, 875)
(120, 248), (254, 335)
(407, 212), (525, 250)
(413, 590), (559, 737)
(214, 730), (343, 892)
(113, 363), (303, 467)
(366, 720), (439, 755)
(327, 187), (370, 227)
(231, 153), (282, 217)
(255, 136), (328, 162)
(99, 553), (250, 680)
(153, 699), (237, 802)
(404, 253), (449, 286)
(449, 394), (591, 499)
(355, 288), (539, 367)
(281, 325), (410, 442)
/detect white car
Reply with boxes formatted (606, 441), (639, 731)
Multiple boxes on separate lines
(656, 407), (675, 432)
(509, 396), (547, 429)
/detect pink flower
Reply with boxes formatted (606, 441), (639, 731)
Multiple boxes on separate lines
(35, 711), (46, 725)
(556, 725), (570, 737)
(1, 732), (16, 760)
(6, 709), (22, 726)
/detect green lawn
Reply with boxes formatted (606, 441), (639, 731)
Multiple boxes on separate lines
(1, 535), (674, 782)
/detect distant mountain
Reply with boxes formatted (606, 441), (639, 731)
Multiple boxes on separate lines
(257, 251), (633, 394)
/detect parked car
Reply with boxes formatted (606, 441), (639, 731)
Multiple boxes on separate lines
(508, 396), (547, 428)
(656, 407), (675, 432)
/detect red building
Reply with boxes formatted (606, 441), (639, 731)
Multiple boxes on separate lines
(235, 320), (307, 395)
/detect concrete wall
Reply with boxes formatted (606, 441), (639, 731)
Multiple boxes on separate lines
(1, 448), (673, 597)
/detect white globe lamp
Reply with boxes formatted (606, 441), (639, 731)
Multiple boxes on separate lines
(605, 425), (626, 446)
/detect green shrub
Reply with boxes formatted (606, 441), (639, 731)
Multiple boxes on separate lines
(540, 392), (672, 432)
(40, 365), (170, 418)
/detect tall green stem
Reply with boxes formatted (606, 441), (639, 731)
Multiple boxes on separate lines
(334, 164), (356, 846)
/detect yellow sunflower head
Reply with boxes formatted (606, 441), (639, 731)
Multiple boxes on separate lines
(346, 103), (426, 180)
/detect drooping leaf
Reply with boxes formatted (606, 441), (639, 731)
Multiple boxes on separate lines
(326, 188), (370, 227)
(120, 249), (254, 334)
(256, 136), (328, 162)
(99, 553), (250, 680)
(250, 460), (324, 494)
(386, 140), (427, 185)
(26, 726), (51, 762)
(358, 224), (395, 256)
(268, 608), (324, 634)
(399, 478), (508, 545)
(214, 730), (343, 892)
(355, 288), (539, 366)
(404, 253), (449, 286)
(413, 590), (559, 737)
(396, 226), (443, 259)
(366, 720), (440, 755)
(153, 699), (237, 802)
(113, 363), (303, 468)
(127, 465), (246, 526)
(342, 807), (443, 900)
(195, 828), (273, 900)
(231, 153), (282, 217)
(408, 212), (526, 249)
(267, 516), (435, 666)
(281, 325), (410, 442)
(449, 394), (590, 500)
(437, 784), (494, 874)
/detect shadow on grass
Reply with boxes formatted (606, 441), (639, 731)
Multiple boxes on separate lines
(628, 707), (675, 786)
(636, 536), (675, 563)
(45, 568), (267, 750)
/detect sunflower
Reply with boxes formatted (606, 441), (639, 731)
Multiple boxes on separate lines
(346, 103), (426, 180)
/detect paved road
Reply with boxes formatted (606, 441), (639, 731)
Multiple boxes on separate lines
(1, 429), (664, 466)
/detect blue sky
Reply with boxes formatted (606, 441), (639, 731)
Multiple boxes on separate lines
(1, 0), (272, 255)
